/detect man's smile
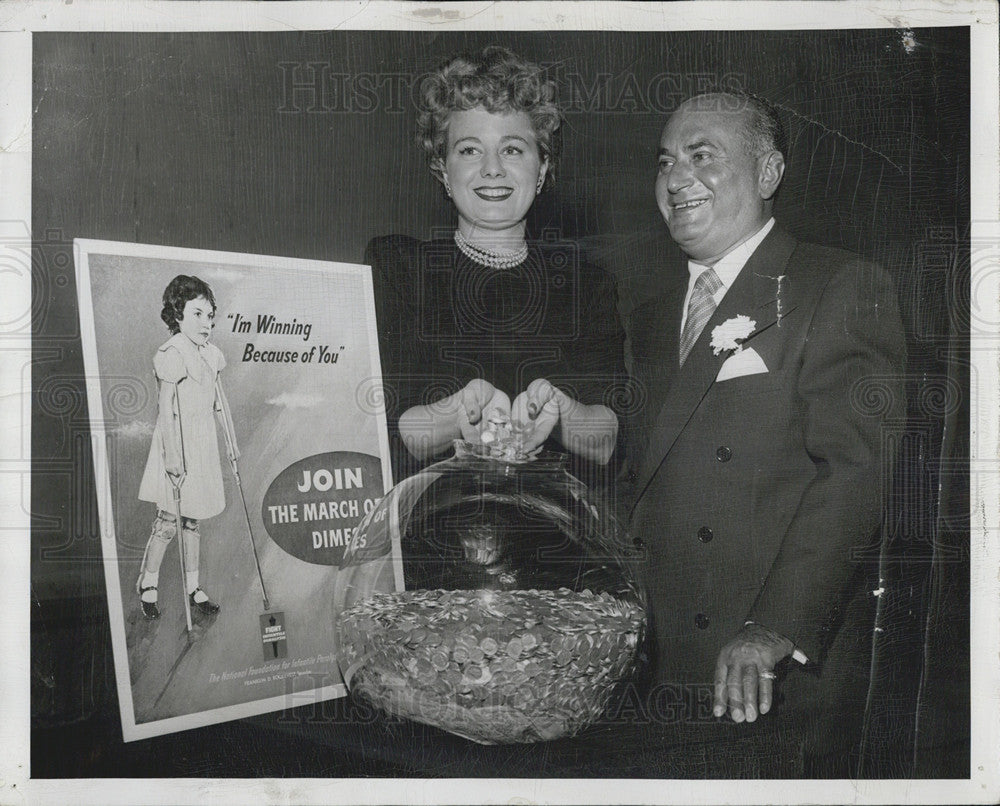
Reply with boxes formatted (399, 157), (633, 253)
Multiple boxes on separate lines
(671, 198), (708, 212)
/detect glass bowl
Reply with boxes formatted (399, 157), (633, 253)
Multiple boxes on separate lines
(333, 440), (645, 744)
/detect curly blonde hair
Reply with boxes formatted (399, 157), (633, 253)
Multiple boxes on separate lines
(417, 46), (561, 191)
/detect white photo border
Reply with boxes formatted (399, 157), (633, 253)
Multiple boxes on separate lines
(2, 2), (997, 804)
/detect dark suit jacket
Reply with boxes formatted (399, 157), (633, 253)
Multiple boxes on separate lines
(626, 225), (906, 752)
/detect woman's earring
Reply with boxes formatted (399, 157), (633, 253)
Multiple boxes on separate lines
(443, 176), (452, 198)
(536, 175), (545, 194)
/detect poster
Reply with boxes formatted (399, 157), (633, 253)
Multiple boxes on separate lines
(75, 239), (398, 739)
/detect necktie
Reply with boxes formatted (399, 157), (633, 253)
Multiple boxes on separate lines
(678, 266), (723, 366)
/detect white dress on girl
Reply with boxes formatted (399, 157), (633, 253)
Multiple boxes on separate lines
(138, 332), (226, 519)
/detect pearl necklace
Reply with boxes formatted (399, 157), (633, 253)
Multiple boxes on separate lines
(454, 230), (528, 269)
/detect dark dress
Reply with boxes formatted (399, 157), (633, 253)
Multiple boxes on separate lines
(365, 235), (627, 492)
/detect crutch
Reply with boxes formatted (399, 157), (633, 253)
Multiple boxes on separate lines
(168, 471), (192, 632)
(164, 383), (193, 632)
(215, 377), (270, 610)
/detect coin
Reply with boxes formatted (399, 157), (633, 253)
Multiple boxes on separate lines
(512, 687), (532, 708)
(335, 586), (645, 744)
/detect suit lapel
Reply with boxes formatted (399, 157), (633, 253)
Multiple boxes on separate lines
(631, 226), (798, 515)
(647, 279), (687, 395)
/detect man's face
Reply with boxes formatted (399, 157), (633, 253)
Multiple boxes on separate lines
(655, 106), (771, 263)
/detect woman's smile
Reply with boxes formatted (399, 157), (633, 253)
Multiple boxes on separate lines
(473, 186), (514, 201)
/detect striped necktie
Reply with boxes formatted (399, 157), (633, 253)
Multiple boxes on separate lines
(679, 266), (723, 366)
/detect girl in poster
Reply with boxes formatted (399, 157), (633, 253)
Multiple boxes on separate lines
(135, 275), (237, 620)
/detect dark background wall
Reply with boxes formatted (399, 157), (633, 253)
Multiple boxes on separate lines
(31, 29), (969, 778)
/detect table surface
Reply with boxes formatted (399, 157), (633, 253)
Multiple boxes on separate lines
(33, 685), (806, 779)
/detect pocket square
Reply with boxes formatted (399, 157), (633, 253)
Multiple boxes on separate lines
(716, 346), (769, 382)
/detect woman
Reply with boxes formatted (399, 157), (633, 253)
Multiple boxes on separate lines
(367, 46), (626, 487)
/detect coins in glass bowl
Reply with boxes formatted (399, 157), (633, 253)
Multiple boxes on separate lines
(477, 410), (531, 462)
(336, 587), (644, 744)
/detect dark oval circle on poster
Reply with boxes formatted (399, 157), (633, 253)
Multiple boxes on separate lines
(261, 451), (384, 566)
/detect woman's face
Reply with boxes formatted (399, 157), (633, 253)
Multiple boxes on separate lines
(178, 296), (215, 346)
(442, 107), (547, 238)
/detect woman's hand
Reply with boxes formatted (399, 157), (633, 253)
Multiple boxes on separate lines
(398, 378), (510, 460)
(512, 378), (618, 463)
(511, 379), (574, 453)
(456, 379), (511, 443)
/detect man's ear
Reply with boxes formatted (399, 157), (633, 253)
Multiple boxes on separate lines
(758, 151), (785, 200)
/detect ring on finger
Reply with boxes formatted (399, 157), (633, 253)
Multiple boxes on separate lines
(758, 670), (777, 680)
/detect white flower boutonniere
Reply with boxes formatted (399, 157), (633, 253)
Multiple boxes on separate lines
(710, 315), (757, 356)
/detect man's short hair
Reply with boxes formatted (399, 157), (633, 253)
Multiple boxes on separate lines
(738, 94), (787, 161)
(680, 92), (787, 161)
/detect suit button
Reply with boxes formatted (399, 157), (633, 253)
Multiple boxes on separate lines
(627, 471), (638, 483)
(695, 613), (710, 630)
(716, 446), (732, 462)
(697, 526), (713, 543)
(632, 536), (645, 548)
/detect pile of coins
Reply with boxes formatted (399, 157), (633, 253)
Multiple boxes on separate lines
(336, 587), (644, 744)
(479, 411), (529, 462)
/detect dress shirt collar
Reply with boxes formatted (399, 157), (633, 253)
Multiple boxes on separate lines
(679, 218), (776, 336)
(686, 217), (776, 291)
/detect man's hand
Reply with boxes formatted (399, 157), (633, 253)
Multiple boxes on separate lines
(456, 379), (511, 444)
(713, 622), (795, 723)
(511, 378), (575, 452)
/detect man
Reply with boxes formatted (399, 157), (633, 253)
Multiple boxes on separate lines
(626, 93), (906, 773)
